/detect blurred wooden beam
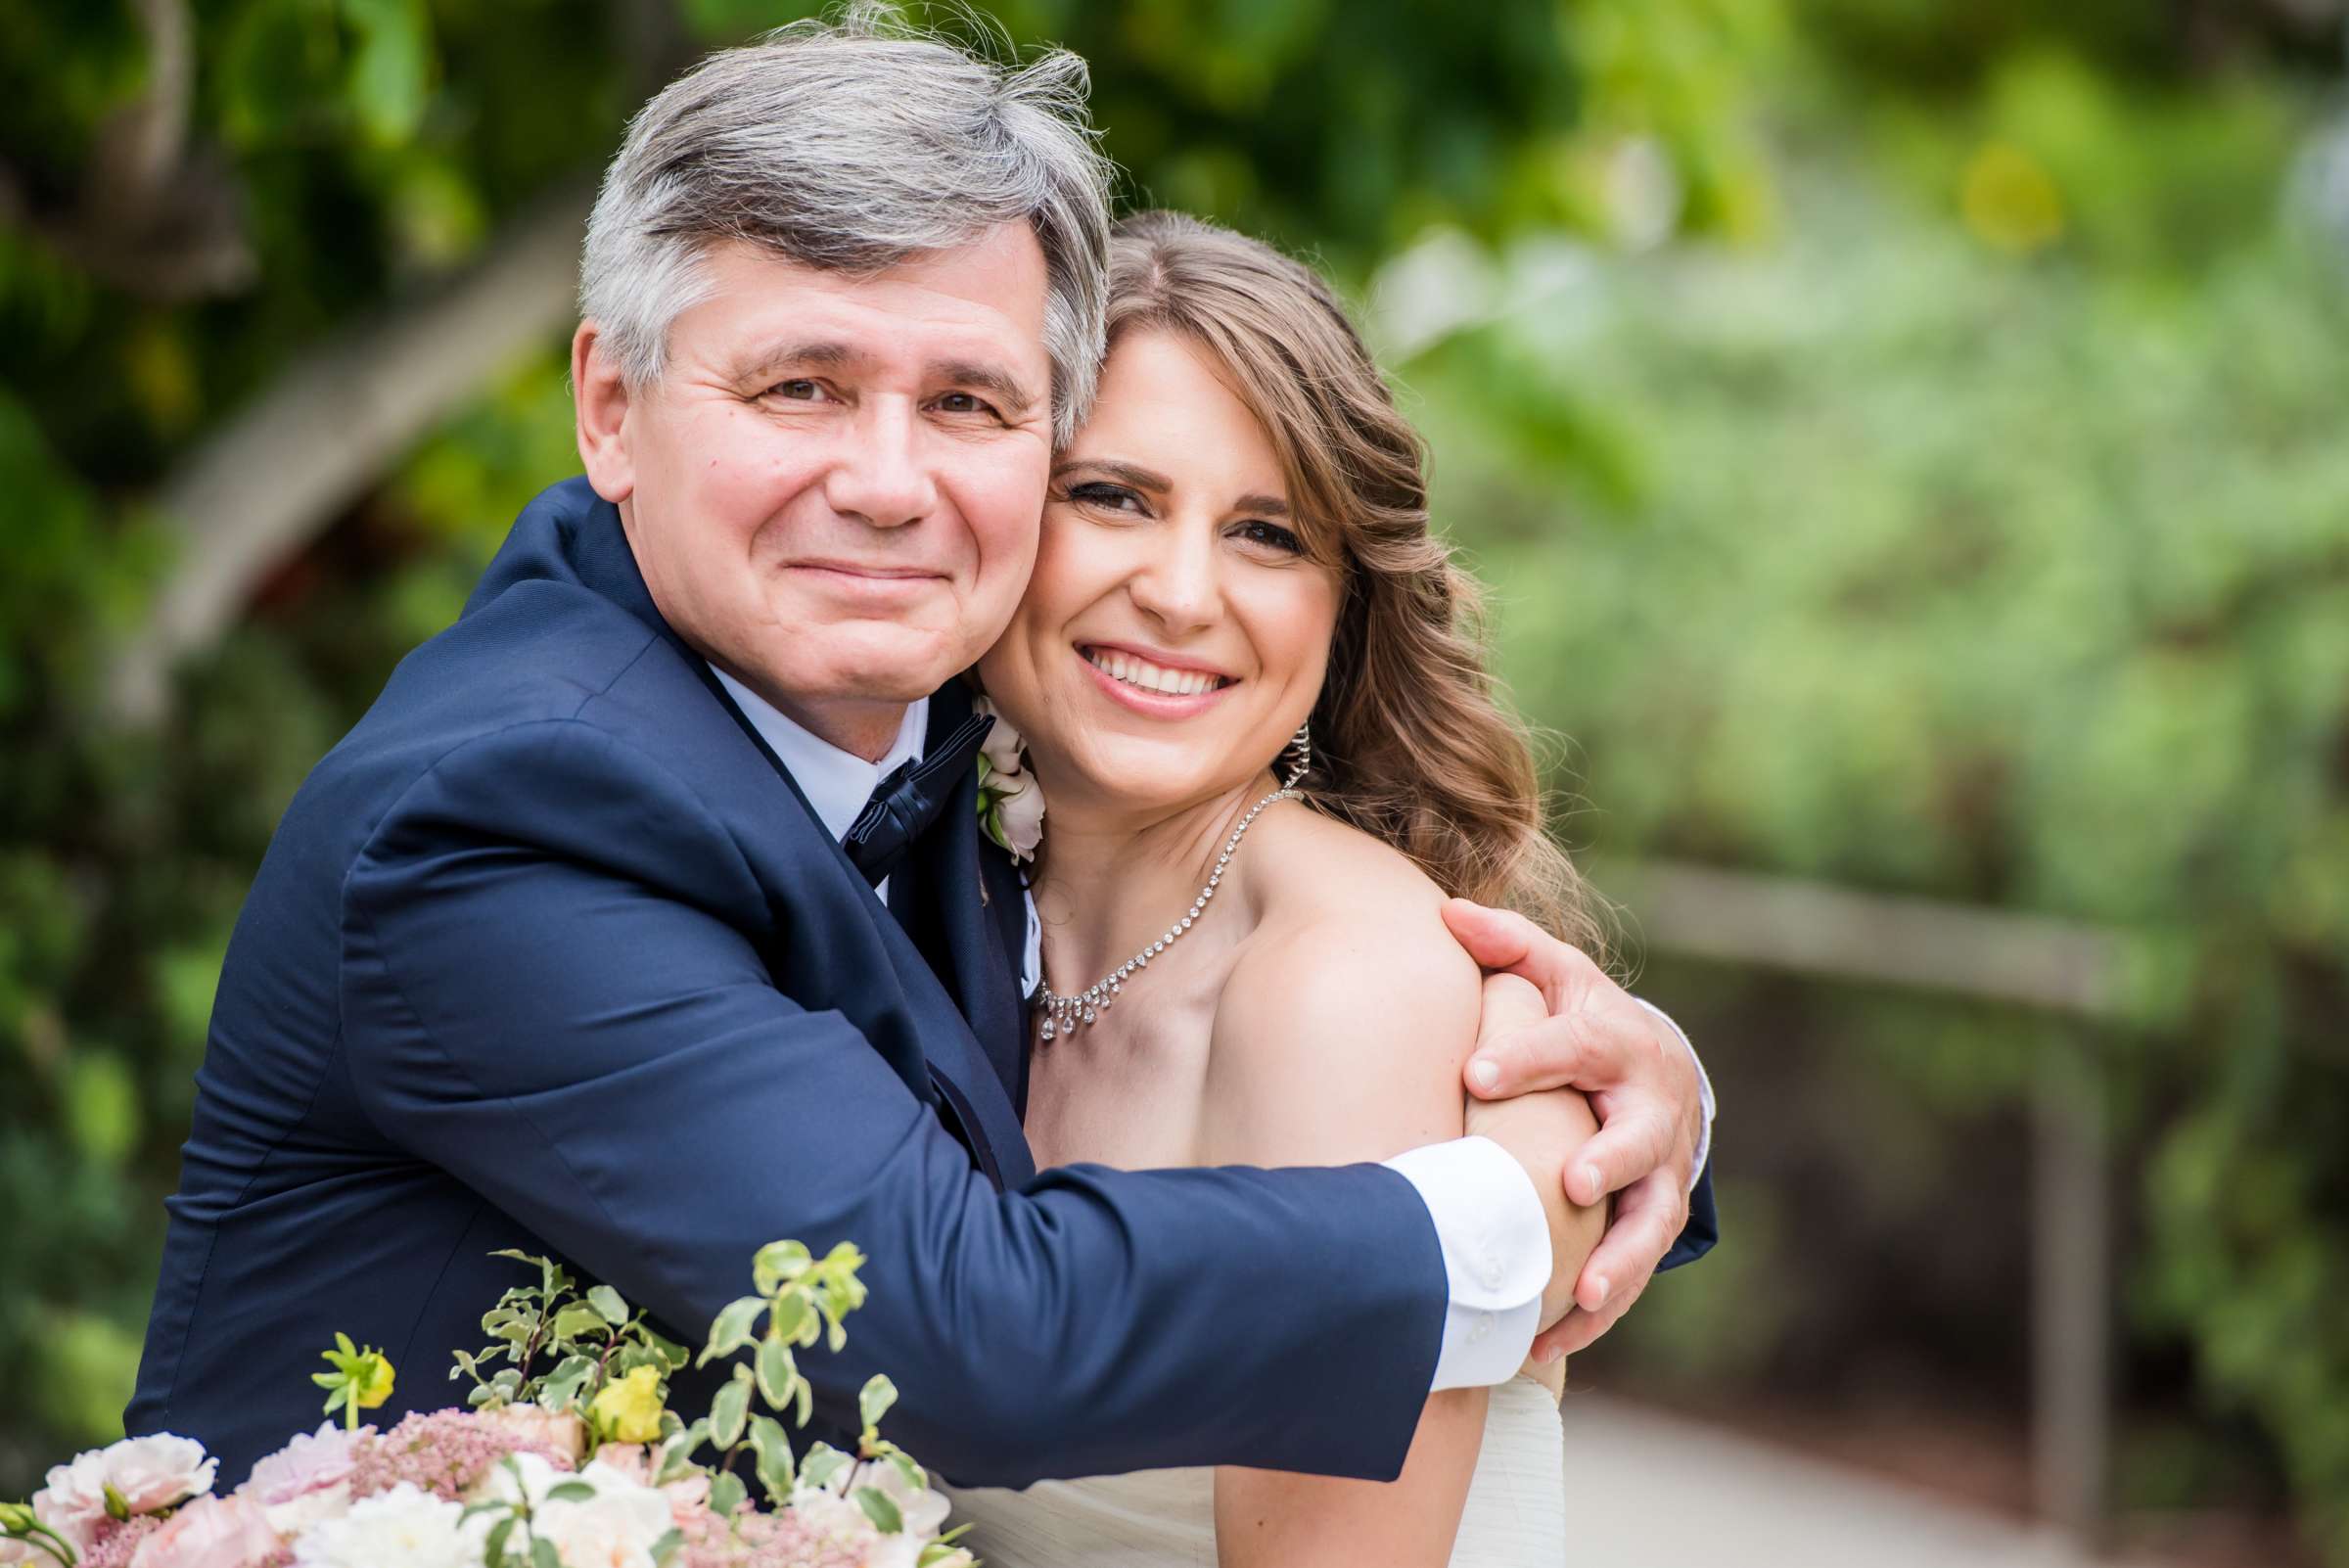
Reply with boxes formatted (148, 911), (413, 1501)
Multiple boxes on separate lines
(1598, 857), (2136, 1020)
(1605, 855), (2129, 1554)
(2033, 1035), (2113, 1552)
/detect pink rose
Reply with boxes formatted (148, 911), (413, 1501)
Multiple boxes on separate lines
(128, 1494), (280, 1568)
(32, 1436), (217, 1556)
(245, 1423), (358, 1504)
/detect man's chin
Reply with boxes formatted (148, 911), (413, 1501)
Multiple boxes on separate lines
(789, 629), (975, 707)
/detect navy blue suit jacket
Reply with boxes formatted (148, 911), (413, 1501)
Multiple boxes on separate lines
(129, 479), (1713, 1488)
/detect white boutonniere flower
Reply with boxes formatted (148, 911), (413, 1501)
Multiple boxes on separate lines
(972, 696), (1043, 862)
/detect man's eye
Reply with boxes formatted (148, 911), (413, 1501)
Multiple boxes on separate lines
(934, 392), (1000, 418)
(769, 379), (824, 400)
(1233, 519), (1305, 556)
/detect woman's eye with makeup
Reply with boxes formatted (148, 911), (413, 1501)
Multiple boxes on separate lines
(1066, 482), (1146, 515)
(1232, 518), (1306, 556)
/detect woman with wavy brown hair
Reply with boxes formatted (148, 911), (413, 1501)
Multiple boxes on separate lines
(954, 209), (1604, 1566)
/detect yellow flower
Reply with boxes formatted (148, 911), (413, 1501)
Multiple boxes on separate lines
(353, 1354), (395, 1410)
(589, 1365), (668, 1445)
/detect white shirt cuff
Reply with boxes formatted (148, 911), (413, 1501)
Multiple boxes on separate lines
(1383, 1136), (1550, 1391)
(1634, 998), (1714, 1191)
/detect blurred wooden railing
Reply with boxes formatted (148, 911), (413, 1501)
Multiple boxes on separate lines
(1600, 857), (2147, 1555)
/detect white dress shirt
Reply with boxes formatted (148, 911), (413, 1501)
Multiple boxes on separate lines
(712, 670), (1712, 1392)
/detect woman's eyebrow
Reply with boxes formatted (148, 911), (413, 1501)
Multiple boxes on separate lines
(1231, 492), (1290, 518)
(1051, 457), (1174, 492)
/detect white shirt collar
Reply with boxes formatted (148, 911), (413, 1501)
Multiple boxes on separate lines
(708, 666), (928, 843)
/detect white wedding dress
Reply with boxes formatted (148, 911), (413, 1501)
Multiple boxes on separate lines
(944, 1374), (1565, 1566)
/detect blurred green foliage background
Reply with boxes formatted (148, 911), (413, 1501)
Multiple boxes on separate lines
(3, 0), (2346, 1561)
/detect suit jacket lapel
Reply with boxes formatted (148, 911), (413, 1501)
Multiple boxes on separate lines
(890, 687), (1036, 1185)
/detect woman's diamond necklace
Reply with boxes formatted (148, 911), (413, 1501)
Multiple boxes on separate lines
(1034, 782), (1297, 1042)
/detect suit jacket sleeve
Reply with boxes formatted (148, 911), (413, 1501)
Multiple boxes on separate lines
(339, 718), (1446, 1487)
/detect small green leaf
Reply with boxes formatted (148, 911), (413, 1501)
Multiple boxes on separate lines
(531, 1535), (563, 1568)
(756, 1336), (795, 1408)
(539, 1354), (596, 1411)
(853, 1485), (904, 1533)
(800, 1444), (851, 1493)
(698, 1296), (766, 1367)
(710, 1373), (751, 1449)
(484, 1514), (515, 1564)
(542, 1480), (597, 1503)
(709, 1471), (747, 1520)
(751, 1240), (812, 1295)
(651, 1526), (684, 1565)
(885, 1449), (927, 1494)
(858, 1373), (898, 1433)
(748, 1412), (795, 1503)
(767, 1292), (813, 1345)
(587, 1285), (628, 1325)
(550, 1302), (608, 1341)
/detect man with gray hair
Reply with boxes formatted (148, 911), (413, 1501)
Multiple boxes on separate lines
(130, 7), (1714, 1490)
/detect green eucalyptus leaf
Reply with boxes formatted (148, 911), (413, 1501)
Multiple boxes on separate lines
(586, 1284), (628, 1325)
(709, 1471), (747, 1520)
(853, 1485), (904, 1534)
(857, 1373), (898, 1433)
(538, 1353), (596, 1411)
(651, 1526), (684, 1566)
(766, 1292), (813, 1345)
(484, 1515), (515, 1564)
(698, 1296), (766, 1367)
(709, 1372), (751, 1449)
(755, 1336), (795, 1408)
(542, 1480), (596, 1503)
(751, 1240), (812, 1295)
(799, 1444), (851, 1493)
(747, 1412), (795, 1502)
(549, 1302), (608, 1341)
(530, 1535), (562, 1568)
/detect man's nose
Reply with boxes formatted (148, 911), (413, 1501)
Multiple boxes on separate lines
(823, 399), (938, 529)
(1126, 522), (1221, 637)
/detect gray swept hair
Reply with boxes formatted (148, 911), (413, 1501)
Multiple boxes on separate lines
(578, 3), (1113, 444)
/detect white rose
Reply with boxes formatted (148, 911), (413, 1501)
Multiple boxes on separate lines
(992, 774), (1045, 861)
(292, 1483), (481, 1568)
(474, 1455), (671, 1568)
(973, 698), (1027, 780)
(261, 1481), (352, 1538)
(32, 1435), (217, 1555)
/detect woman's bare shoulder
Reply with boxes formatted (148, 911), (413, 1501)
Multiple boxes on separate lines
(1200, 804), (1482, 1166)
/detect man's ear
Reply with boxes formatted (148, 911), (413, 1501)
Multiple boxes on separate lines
(573, 321), (636, 504)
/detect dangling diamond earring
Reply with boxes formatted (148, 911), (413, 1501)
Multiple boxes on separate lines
(1280, 722), (1313, 788)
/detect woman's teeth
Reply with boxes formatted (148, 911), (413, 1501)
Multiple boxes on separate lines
(1084, 647), (1226, 697)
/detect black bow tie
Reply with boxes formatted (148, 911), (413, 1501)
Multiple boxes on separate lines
(843, 712), (995, 887)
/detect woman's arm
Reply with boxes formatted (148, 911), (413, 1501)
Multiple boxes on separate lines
(1201, 888), (1602, 1567)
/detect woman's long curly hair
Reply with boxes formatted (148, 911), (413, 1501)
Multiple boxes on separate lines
(1104, 209), (1606, 954)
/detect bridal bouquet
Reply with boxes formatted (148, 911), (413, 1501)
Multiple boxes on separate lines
(1, 1242), (973, 1568)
